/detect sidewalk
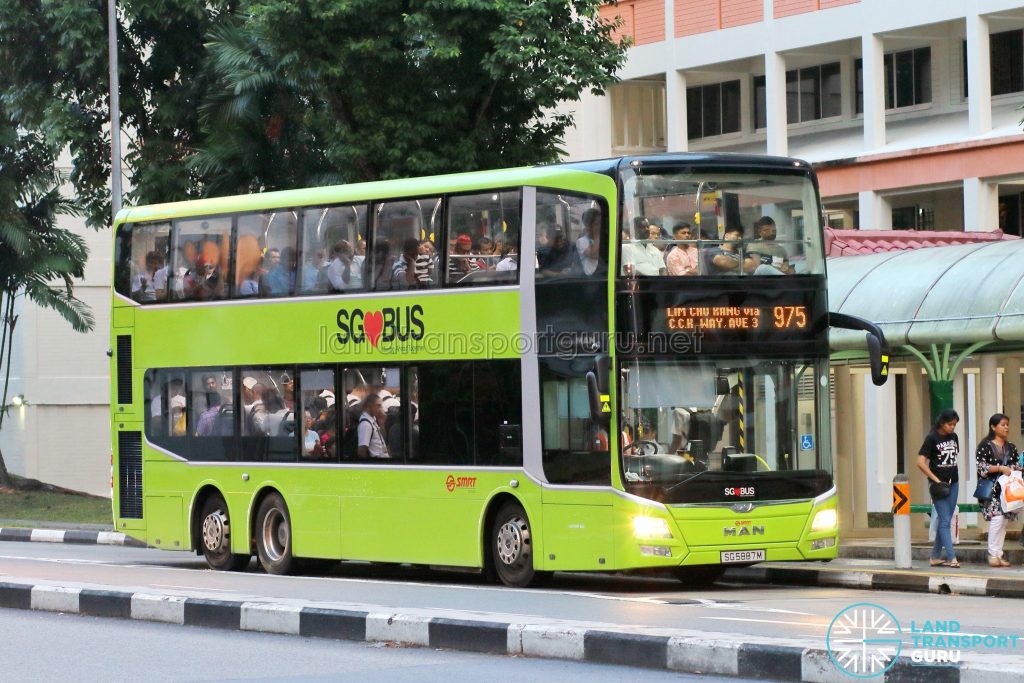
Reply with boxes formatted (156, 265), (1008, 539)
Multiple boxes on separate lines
(725, 535), (1024, 598)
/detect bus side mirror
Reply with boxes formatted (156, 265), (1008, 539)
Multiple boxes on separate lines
(829, 312), (890, 387)
(866, 333), (889, 387)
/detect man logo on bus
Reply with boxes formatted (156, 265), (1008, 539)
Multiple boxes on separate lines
(336, 305), (425, 348)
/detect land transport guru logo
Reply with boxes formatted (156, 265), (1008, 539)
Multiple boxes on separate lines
(827, 603), (902, 677)
(826, 602), (1022, 677)
(335, 305), (425, 349)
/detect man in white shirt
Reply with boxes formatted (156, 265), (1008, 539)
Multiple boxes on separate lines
(327, 240), (363, 291)
(621, 219), (667, 276)
(357, 393), (389, 458)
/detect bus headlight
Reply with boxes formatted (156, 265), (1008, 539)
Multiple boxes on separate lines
(811, 509), (838, 533)
(632, 515), (673, 539)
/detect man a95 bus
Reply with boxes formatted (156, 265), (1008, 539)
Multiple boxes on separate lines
(110, 153), (887, 587)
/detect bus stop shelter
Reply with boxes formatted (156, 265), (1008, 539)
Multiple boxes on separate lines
(826, 239), (1024, 530)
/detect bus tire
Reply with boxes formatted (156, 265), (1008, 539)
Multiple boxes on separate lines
(491, 502), (544, 587)
(673, 565), (726, 587)
(198, 494), (250, 571)
(255, 492), (295, 575)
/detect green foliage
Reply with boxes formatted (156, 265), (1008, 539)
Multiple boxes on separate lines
(0, 0), (625, 226)
(0, 109), (93, 334)
(200, 0), (626, 185)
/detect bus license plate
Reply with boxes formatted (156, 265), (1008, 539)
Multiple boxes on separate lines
(720, 549), (765, 563)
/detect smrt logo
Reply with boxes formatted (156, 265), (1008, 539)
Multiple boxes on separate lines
(445, 475), (477, 492)
(336, 305), (424, 348)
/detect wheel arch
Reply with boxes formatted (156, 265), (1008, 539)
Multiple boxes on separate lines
(480, 492), (530, 578)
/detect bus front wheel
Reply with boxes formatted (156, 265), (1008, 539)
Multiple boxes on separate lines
(255, 493), (295, 575)
(491, 502), (546, 587)
(199, 494), (249, 571)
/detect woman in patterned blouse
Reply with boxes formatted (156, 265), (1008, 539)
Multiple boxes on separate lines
(976, 413), (1019, 567)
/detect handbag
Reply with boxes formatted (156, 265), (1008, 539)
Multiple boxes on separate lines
(930, 481), (951, 499)
(975, 441), (1011, 502)
(974, 477), (996, 502)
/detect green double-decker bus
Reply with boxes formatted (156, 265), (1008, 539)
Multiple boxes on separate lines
(110, 154), (886, 587)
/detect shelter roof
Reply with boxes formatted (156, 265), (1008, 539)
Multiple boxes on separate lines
(828, 235), (1024, 351)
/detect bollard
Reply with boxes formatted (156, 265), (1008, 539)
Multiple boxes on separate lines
(892, 474), (912, 569)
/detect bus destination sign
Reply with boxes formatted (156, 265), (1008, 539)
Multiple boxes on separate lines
(664, 305), (808, 332)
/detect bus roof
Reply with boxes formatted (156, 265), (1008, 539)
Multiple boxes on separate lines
(115, 153), (814, 226)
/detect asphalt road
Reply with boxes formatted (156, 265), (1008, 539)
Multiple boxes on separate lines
(0, 608), (750, 682)
(0, 540), (1021, 656)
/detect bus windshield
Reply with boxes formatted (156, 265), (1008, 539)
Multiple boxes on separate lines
(619, 166), (824, 277)
(619, 358), (832, 504)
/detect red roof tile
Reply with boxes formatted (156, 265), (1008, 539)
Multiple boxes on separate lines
(824, 228), (1017, 257)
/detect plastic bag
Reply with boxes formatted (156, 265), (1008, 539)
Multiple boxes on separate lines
(998, 471), (1024, 513)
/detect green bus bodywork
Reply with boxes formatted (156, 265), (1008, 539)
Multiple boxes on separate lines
(111, 158), (839, 586)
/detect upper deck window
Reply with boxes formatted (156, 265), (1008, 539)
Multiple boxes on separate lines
(618, 167), (824, 278)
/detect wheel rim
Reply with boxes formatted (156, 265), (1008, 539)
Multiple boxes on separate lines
(496, 515), (528, 566)
(202, 509), (229, 554)
(261, 507), (289, 563)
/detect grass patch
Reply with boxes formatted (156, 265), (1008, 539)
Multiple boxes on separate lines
(0, 475), (112, 526)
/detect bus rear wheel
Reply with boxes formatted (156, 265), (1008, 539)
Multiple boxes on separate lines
(491, 502), (546, 587)
(199, 494), (249, 571)
(673, 565), (726, 587)
(255, 493), (295, 575)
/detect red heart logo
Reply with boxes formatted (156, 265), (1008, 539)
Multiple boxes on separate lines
(363, 310), (384, 348)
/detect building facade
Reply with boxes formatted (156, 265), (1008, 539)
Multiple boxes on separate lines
(565, 0), (1024, 235)
(0, 160), (112, 498)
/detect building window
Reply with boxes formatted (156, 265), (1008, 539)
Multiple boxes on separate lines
(754, 63), (840, 129)
(992, 30), (1023, 96)
(610, 80), (667, 154)
(855, 47), (931, 114)
(963, 31), (1024, 98)
(687, 80), (740, 139)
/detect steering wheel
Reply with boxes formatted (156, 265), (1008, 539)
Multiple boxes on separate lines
(636, 440), (660, 456)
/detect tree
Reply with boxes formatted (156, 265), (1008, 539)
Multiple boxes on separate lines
(0, 109), (93, 488)
(0, 1), (626, 225)
(0, 0), (238, 227)
(194, 0), (627, 191)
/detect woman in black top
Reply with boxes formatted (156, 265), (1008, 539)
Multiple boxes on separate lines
(976, 413), (1019, 567)
(917, 409), (960, 567)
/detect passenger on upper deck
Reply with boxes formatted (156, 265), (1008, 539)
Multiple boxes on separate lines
(238, 255), (265, 297)
(448, 234), (484, 282)
(620, 218), (666, 276)
(415, 240), (436, 285)
(327, 240), (362, 291)
(575, 208), (602, 276)
(266, 246), (297, 294)
(131, 251), (164, 302)
(390, 238), (423, 289)
(744, 216), (793, 276)
(702, 226), (743, 275)
(495, 243), (518, 272)
(538, 226), (575, 276)
(664, 223), (699, 276)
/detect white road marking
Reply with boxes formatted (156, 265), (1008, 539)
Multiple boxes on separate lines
(703, 616), (828, 628)
(149, 584), (242, 593)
